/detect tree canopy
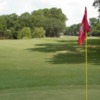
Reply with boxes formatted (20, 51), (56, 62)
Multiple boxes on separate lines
(89, 17), (100, 36)
(0, 8), (67, 39)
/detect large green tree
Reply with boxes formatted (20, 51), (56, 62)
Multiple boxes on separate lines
(0, 16), (7, 36)
(31, 8), (67, 37)
(89, 17), (99, 27)
(31, 9), (46, 29)
(18, 12), (31, 29)
(45, 8), (67, 37)
(89, 17), (100, 36)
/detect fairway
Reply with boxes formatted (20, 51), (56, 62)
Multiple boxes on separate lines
(0, 37), (100, 100)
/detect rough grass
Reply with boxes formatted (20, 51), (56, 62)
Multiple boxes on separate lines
(0, 36), (100, 100)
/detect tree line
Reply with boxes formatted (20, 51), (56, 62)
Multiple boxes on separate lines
(0, 2), (100, 39)
(0, 8), (67, 39)
(65, 18), (100, 36)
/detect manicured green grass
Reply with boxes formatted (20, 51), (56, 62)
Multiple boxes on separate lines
(0, 36), (100, 100)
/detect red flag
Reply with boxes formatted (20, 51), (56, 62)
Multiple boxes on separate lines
(78, 7), (90, 45)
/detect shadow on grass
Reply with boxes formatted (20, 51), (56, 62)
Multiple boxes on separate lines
(27, 39), (100, 65)
(87, 39), (100, 65)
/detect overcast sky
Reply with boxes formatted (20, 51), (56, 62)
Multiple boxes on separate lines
(0, 0), (98, 26)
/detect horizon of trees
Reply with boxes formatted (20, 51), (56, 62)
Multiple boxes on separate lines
(0, 7), (67, 39)
(65, 17), (100, 36)
(0, 6), (100, 39)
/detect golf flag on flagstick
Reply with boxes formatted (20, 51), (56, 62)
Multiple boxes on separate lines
(78, 7), (90, 45)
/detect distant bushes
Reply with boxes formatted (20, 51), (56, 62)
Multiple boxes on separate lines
(18, 27), (31, 39)
(17, 27), (46, 39)
(32, 27), (45, 38)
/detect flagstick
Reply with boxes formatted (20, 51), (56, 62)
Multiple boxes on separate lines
(85, 32), (88, 100)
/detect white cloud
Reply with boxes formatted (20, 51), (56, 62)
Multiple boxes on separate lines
(0, 0), (98, 26)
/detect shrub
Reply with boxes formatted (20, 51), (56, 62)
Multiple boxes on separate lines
(32, 27), (45, 38)
(18, 27), (32, 39)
